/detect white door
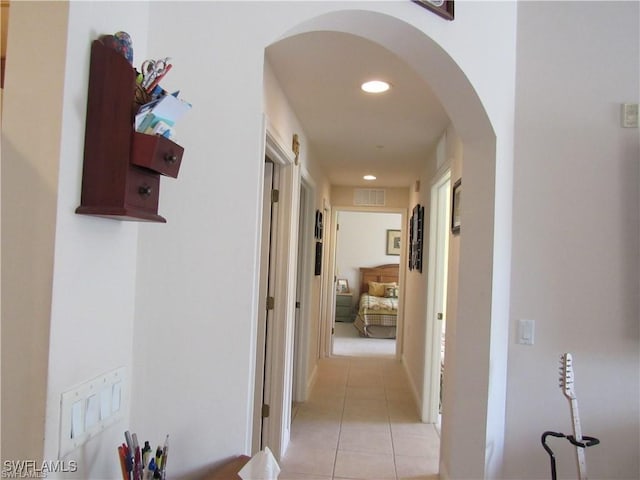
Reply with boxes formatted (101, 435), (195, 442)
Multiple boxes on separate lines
(253, 159), (279, 452)
(423, 170), (451, 423)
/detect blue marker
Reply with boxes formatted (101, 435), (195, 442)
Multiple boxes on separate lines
(147, 458), (156, 480)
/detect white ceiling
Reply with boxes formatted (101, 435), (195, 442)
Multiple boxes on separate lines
(266, 31), (451, 188)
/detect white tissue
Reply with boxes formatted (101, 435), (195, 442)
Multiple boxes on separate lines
(238, 447), (281, 480)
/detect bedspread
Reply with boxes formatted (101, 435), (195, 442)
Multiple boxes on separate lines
(354, 293), (398, 338)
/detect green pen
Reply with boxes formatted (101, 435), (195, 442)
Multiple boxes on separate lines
(155, 446), (163, 471)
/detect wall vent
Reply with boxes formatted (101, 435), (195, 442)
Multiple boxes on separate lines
(354, 189), (386, 206)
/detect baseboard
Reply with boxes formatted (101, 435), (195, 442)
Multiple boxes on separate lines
(305, 362), (318, 399)
(400, 354), (422, 417)
(439, 460), (449, 480)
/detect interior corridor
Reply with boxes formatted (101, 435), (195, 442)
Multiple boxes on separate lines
(279, 356), (440, 480)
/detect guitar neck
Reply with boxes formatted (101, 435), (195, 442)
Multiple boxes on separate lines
(568, 396), (588, 480)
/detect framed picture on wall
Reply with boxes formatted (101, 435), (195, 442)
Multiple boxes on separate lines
(314, 210), (324, 240)
(314, 241), (323, 275)
(408, 205), (424, 272)
(451, 179), (461, 234)
(386, 230), (401, 256)
(412, 0), (455, 20)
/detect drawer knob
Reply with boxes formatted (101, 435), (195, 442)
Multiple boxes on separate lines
(138, 185), (153, 197)
(164, 153), (177, 164)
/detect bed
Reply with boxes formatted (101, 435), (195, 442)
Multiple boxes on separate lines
(353, 264), (400, 339)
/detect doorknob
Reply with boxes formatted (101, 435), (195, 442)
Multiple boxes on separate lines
(437, 313), (444, 320)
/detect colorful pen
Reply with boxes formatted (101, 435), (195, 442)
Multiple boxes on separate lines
(160, 435), (169, 479)
(147, 458), (156, 480)
(118, 445), (128, 480)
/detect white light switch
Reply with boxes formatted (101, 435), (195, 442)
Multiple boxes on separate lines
(100, 385), (112, 420)
(71, 400), (84, 439)
(622, 103), (639, 128)
(518, 319), (535, 345)
(85, 394), (100, 430)
(112, 381), (122, 413)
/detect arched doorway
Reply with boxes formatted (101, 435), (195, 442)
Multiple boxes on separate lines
(262, 8), (511, 479)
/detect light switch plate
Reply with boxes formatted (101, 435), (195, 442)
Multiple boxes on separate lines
(59, 367), (126, 458)
(518, 319), (535, 345)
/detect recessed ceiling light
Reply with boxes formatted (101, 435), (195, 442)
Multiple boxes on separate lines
(363, 174), (377, 181)
(361, 80), (390, 94)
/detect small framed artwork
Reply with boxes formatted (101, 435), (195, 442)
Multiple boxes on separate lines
(314, 210), (324, 240)
(451, 178), (461, 234)
(386, 229), (401, 256)
(412, 0), (454, 21)
(314, 241), (323, 275)
(408, 205), (425, 272)
(336, 278), (350, 293)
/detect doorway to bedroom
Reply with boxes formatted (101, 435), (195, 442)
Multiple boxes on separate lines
(332, 209), (403, 357)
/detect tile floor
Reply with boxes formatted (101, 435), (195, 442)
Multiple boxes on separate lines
(279, 355), (440, 480)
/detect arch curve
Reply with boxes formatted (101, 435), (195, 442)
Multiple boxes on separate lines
(265, 8), (509, 480)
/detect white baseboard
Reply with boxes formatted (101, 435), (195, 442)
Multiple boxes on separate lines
(305, 362), (318, 399)
(400, 354), (422, 418)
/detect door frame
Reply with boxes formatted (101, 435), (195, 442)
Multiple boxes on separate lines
(252, 158), (278, 454)
(252, 119), (300, 459)
(292, 173), (315, 402)
(323, 205), (408, 359)
(422, 168), (451, 423)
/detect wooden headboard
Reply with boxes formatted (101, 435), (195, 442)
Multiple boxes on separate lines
(359, 264), (400, 295)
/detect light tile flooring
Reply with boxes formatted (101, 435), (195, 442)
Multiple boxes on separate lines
(279, 355), (440, 480)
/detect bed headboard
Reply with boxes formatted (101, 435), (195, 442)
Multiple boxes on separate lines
(359, 264), (400, 295)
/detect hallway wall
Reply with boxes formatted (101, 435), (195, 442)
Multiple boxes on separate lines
(402, 126), (463, 419)
(505, 2), (639, 478)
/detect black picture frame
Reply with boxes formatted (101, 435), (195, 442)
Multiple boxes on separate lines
(451, 178), (461, 234)
(314, 241), (323, 275)
(412, 0), (455, 21)
(408, 204), (425, 272)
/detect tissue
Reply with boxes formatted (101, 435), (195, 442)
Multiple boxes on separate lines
(238, 447), (281, 480)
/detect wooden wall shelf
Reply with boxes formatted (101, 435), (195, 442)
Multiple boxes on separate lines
(76, 39), (184, 223)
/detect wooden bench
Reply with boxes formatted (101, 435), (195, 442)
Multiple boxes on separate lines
(202, 455), (251, 480)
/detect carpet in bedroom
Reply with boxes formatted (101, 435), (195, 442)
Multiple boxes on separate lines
(332, 322), (395, 357)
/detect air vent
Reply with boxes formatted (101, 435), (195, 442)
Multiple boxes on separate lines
(354, 189), (386, 206)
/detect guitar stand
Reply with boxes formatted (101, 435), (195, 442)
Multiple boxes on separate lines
(541, 431), (600, 480)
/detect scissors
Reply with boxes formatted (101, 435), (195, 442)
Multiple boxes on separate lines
(140, 57), (171, 89)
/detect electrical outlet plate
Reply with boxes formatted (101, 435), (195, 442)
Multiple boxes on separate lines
(59, 367), (126, 458)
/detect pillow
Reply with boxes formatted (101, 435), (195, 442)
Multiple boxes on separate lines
(369, 281), (397, 297)
(384, 286), (399, 298)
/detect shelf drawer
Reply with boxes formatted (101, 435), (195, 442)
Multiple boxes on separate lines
(125, 166), (161, 213)
(131, 132), (184, 178)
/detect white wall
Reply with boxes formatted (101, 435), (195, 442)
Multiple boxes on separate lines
(335, 211), (401, 303)
(402, 126), (463, 419)
(505, 2), (639, 479)
(47, 4), (151, 479)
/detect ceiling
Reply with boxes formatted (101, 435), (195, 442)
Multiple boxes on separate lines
(265, 31), (451, 188)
